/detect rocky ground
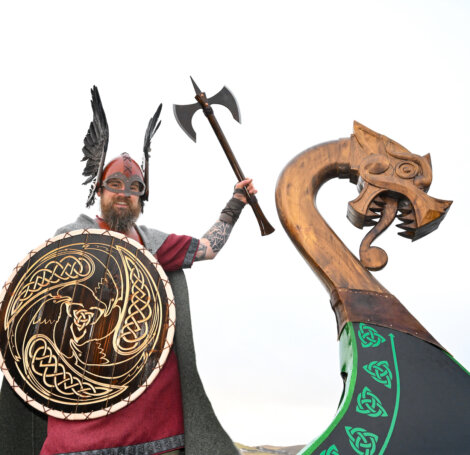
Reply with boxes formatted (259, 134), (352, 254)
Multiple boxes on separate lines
(235, 442), (305, 454)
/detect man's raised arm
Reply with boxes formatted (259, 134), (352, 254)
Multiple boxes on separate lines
(195, 178), (257, 261)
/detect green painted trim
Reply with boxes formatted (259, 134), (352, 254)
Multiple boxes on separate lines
(298, 323), (358, 455)
(378, 334), (400, 455)
(444, 351), (470, 376)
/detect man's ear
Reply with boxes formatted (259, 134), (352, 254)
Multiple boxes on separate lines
(97, 187), (102, 197)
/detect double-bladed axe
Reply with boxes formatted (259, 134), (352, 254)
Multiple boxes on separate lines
(173, 77), (275, 236)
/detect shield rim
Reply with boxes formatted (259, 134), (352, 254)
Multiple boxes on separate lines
(0, 228), (175, 420)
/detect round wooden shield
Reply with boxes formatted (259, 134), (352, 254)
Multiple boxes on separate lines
(0, 229), (175, 420)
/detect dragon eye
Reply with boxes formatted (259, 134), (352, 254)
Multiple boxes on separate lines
(395, 161), (419, 179)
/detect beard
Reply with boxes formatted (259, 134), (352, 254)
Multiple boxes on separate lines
(100, 196), (141, 233)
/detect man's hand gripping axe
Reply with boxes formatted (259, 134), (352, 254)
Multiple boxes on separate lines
(173, 77), (275, 236)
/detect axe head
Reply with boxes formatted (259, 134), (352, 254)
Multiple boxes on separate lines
(173, 86), (241, 142)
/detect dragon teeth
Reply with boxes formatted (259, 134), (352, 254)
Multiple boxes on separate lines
(398, 230), (414, 239)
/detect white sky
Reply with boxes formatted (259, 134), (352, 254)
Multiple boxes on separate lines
(1, 0), (469, 448)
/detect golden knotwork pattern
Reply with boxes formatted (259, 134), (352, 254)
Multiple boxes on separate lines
(0, 230), (174, 420)
(26, 336), (116, 401)
(5, 255), (94, 330)
(116, 255), (154, 354)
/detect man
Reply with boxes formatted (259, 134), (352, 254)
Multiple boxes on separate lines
(0, 89), (256, 455)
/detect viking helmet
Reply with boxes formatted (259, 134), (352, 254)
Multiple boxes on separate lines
(100, 153), (146, 198)
(81, 86), (162, 210)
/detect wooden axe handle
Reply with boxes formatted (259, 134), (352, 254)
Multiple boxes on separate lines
(201, 100), (275, 236)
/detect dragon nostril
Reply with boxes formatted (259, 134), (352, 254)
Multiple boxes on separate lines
(398, 199), (412, 210)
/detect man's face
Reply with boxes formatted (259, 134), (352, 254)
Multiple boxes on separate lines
(99, 178), (141, 232)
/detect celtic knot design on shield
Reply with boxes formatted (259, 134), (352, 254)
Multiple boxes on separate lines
(320, 444), (339, 455)
(0, 231), (174, 419)
(356, 386), (388, 418)
(25, 335), (116, 400)
(116, 253), (155, 355)
(5, 255), (93, 329)
(345, 426), (379, 455)
(358, 323), (386, 348)
(363, 361), (393, 389)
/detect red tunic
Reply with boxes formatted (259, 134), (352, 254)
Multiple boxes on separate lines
(40, 219), (199, 455)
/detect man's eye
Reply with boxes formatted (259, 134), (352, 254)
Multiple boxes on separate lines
(131, 184), (140, 192)
(109, 181), (122, 188)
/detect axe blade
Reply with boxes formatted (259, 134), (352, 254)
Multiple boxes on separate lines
(173, 85), (241, 142)
(207, 86), (241, 124)
(173, 102), (200, 142)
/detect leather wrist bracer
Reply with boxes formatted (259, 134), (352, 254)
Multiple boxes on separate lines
(219, 196), (246, 225)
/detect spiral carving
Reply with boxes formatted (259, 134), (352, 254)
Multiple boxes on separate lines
(395, 161), (419, 179)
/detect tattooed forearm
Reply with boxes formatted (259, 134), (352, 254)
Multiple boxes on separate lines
(195, 191), (247, 262)
(195, 220), (234, 261)
(195, 242), (208, 261)
(203, 221), (233, 253)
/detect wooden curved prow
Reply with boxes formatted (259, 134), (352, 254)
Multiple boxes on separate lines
(275, 138), (386, 294)
(275, 123), (451, 348)
(275, 123), (470, 455)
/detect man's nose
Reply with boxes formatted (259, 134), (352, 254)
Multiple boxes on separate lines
(116, 188), (130, 197)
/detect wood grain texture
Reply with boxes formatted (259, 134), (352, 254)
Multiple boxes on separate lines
(275, 122), (451, 346)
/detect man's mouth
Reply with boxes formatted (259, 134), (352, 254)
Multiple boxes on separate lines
(113, 201), (129, 209)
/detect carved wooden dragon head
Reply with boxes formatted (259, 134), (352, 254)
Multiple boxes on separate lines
(275, 122), (469, 455)
(276, 120), (452, 344)
(347, 122), (452, 270)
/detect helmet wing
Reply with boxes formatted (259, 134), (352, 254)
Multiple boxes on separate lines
(142, 103), (162, 201)
(82, 86), (109, 207)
